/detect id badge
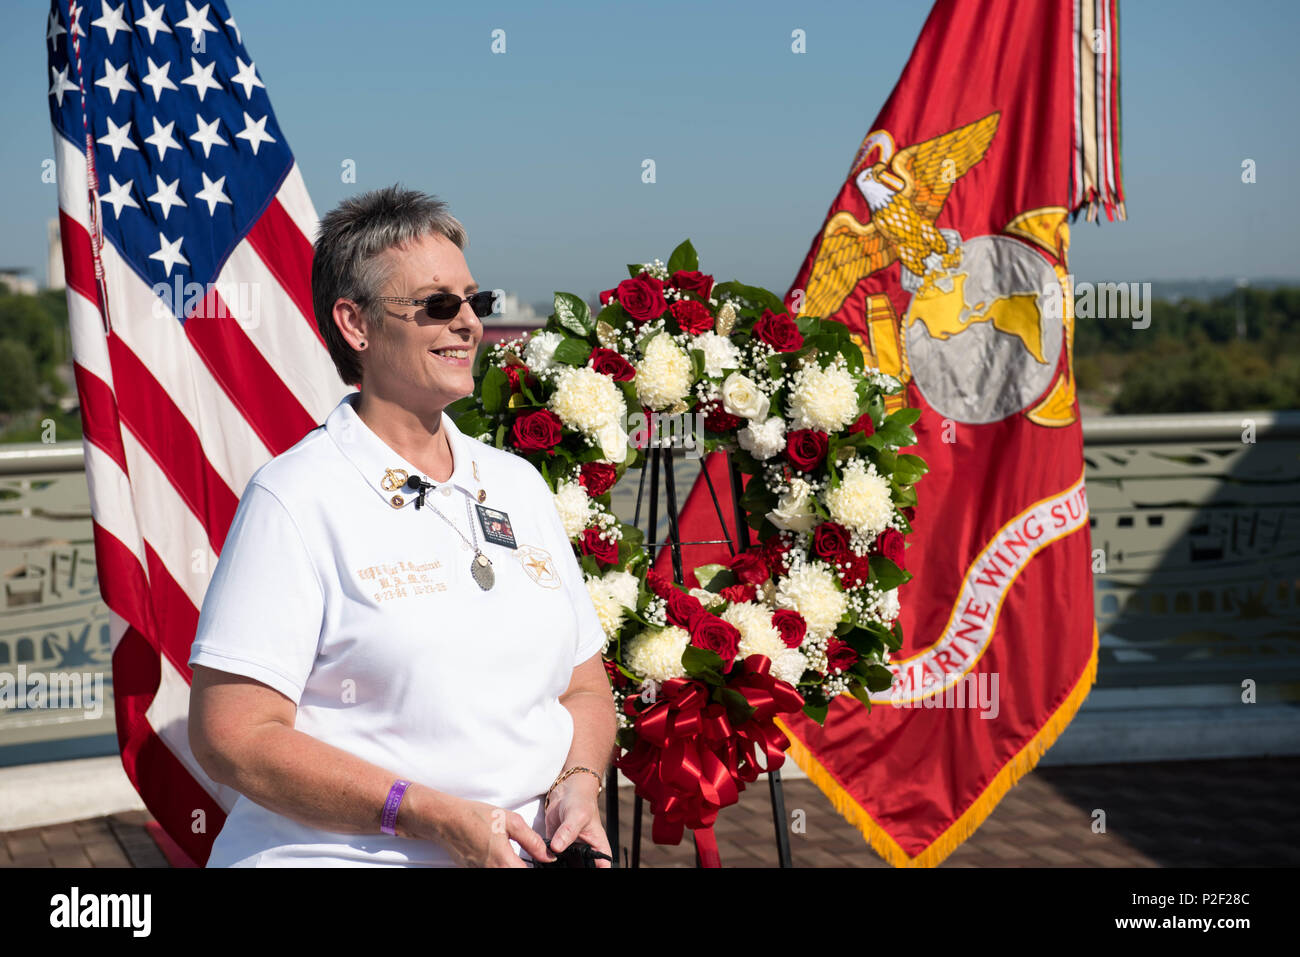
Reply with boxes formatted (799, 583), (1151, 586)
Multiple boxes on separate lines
(475, 505), (517, 549)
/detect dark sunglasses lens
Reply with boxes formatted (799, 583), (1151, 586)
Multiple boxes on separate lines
(469, 292), (496, 317)
(423, 294), (462, 319)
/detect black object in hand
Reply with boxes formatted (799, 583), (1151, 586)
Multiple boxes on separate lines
(530, 839), (614, 868)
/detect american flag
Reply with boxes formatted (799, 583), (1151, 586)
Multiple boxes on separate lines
(46, 0), (346, 864)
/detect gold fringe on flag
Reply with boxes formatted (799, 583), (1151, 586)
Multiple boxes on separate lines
(775, 623), (1099, 868)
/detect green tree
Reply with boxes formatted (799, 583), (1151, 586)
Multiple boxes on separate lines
(0, 339), (40, 412)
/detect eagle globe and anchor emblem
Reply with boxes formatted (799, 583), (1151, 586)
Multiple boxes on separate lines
(800, 111), (1079, 428)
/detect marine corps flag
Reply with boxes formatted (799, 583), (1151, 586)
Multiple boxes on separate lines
(664, 0), (1124, 866)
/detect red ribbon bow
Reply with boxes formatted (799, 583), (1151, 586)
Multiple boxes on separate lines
(616, 656), (804, 867)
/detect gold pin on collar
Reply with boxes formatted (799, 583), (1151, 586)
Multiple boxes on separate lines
(381, 468), (408, 492)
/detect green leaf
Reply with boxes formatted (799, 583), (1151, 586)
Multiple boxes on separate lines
(694, 563), (729, 589)
(888, 407), (922, 427)
(682, 646), (725, 684)
(596, 301), (629, 329)
(863, 664), (894, 693)
(667, 239), (699, 276)
(892, 453), (929, 486)
(451, 409), (492, 441)
(554, 292), (594, 337)
(481, 365), (508, 414)
(627, 264), (644, 279)
(802, 700), (830, 725)
(718, 686), (756, 723)
(552, 337), (593, 366)
(869, 554), (909, 591)
(710, 280), (785, 314)
(874, 417), (917, 448)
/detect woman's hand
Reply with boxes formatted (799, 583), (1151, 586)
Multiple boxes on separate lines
(544, 772), (613, 868)
(431, 794), (555, 868)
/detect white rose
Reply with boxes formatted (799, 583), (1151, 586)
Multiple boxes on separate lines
(737, 416), (786, 460)
(767, 477), (817, 533)
(720, 372), (770, 421)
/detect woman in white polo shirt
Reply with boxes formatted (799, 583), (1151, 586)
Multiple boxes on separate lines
(187, 186), (615, 867)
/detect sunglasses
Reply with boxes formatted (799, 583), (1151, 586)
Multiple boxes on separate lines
(369, 290), (496, 320)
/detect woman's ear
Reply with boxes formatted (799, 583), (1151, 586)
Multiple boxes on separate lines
(333, 298), (371, 351)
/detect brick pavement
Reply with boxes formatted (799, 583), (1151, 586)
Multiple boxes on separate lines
(3, 757), (1297, 867)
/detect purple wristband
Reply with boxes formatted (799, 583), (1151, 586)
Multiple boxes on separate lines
(380, 780), (411, 836)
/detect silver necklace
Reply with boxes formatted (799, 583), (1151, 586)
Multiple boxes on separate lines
(423, 490), (494, 591)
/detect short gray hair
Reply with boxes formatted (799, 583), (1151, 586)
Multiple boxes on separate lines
(311, 185), (467, 386)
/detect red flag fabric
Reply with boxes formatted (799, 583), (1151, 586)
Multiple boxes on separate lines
(662, 0), (1123, 866)
(46, 0), (344, 865)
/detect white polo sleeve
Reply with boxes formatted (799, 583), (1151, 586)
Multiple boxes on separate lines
(532, 472), (608, 667)
(188, 480), (325, 704)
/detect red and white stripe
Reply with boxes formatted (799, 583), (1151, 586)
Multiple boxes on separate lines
(54, 123), (346, 865)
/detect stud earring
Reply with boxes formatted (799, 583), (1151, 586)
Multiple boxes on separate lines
(359, 340), (366, 349)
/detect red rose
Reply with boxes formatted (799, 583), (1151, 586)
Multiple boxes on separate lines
(785, 429), (829, 471)
(603, 658), (628, 689)
(728, 550), (770, 586)
(579, 528), (619, 565)
(719, 583), (757, 603)
(849, 413), (875, 438)
(753, 309), (803, 352)
(666, 589), (706, 630)
(578, 462), (619, 497)
(689, 613), (741, 664)
(669, 299), (713, 335)
(511, 409), (563, 452)
(645, 569), (674, 600)
(826, 637), (858, 673)
(669, 270), (714, 301)
(700, 399), (743, 433)
(503, 363), (533, 393)
(902, 506), (916, 528)
(599, 288), (618, 306)
(616, 275), (667, 324)
(589, 347), (635, 382)
(837, 551), (873, 589)
(874, 528), (905, 569)
(812, 521), (851, 562)
(762, 534), (792, 577)
(771, 609), (807, 649)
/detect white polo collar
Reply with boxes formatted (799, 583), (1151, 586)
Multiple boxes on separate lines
(324, 393), (484, 511)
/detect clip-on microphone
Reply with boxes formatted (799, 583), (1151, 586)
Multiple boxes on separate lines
(402, 474), (434, 509)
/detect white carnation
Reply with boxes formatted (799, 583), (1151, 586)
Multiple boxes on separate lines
(722, 601), (786, 662)
(738, 416), (786, 460)
(786, 361), (860, 432)
(879, 587), (901, 623)
(771, 649), (808, 687)
(823, 459), (893, 536)
(767, 477), (818, 533)
(523, 330), (564, 374)
(625, 625), (691, 682)
(696, 331), (742, 378)
(635, 333), (694, 410)
(553, 481), (593, 538)
(720, 372), (770, 421)
(550, 366), (629, 463)
(775, 562), (847, 640)
(586, 584), (626, 643)
(603, 569), (640, 611)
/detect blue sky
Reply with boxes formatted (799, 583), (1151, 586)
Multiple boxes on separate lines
(3, 0), (1298, 306)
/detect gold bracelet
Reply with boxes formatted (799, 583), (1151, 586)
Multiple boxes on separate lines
(544, 765), (603, 810)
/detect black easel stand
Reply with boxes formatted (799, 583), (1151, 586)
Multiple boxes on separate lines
(608, 444), (793, 868)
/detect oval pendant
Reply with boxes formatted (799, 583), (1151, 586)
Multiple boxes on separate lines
(470, 552), (495, 590)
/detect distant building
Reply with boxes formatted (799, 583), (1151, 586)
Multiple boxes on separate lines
(482, 291), (543, 347)
(47, 218), (65, 291)
(0, 268), (39, 296)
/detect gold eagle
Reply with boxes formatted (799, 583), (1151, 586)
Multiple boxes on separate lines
(801, 112), (1000, 318)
